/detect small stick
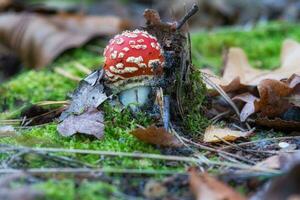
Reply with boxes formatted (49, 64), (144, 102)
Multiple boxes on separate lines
(176, 4), (199, 30)
(220, 136), (300, 151)
(73, 62), (92, 75)
(35, 100), (69, 106)
(0, 168), (185, 175)
(54, 68), (81, 82)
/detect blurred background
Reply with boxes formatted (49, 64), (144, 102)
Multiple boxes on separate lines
(3, 0), (300, 28)
(1, 0), (300, 83)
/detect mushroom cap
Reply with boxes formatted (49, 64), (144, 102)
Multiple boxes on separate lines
(103, 29), (164, 92)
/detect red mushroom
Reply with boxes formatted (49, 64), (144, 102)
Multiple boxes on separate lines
(103, 29), (165, 110)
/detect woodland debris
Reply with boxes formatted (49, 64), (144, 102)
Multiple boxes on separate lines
(189, 167), (246, 200)
(59, 75), (107, 120)
(57, 107), (104, 139)
(0, 13), (130, 68)
(204, 39), (300, 128)
(203, 125), (253, 143)
(130, 125), (183, 147)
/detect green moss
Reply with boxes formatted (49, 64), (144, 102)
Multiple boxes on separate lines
(0, 105), (177, 169)
(34, 179), (75, 200)
(33, 179), (129, 200)
(181, 69), (210, 134)
(191, 22), (300, 72)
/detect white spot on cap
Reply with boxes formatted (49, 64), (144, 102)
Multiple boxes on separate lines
(116, 63), (124, 69)
(141, 33), (149, 38)
(129, 40), (136, 45)
(137, 39), (144, 43)
(110, 51), (118, 59)
(151, 42), (156, 48)
(105, 70), (114, 78)
(130, 45), (147, 50)
(122, 31), (138, 38)
(115, 37), (124, 45)
(138, 63), (147, 68)
(109, 65), (138, 74)
(126, 56), (143, 64)
(118, 52), (125, 58)
(122, 47), (130, 52)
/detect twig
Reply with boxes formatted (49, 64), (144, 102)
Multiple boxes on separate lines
(181, 137), (256, 165)
(54, 68), (81, 82)
(0, 145), (279, 173)
(220, 136), (300, 151)
(0, 168), (185, 175)
(176, 4), (199, 30)
(73, 62), (92, 75)
(201, 72), (241, 118)
(35, 100), (69, 106)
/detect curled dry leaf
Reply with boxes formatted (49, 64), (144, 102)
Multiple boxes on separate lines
(130, 125), (183, 147)
(57, 107), (104, 139)
(189, 167), (246, 200)
(203, 125), (253, 143)
(205, 39), (300, 123)
(222, 39), (300, 86)
(0, 13), (130, 68)
(233, 74), (300, 121)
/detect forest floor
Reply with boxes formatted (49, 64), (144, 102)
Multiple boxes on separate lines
(0, 22), (299, 199)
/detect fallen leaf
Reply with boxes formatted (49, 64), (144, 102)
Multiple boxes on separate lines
(130, 125), (183, 147)
(222, 47), (264, 85)
(59, 74), (107, 121)
(0, 13), (130, 68)
(222, 39), (300, 86)
(233, 74), (300, 121)
(255, 117), (300, 130)
(254, 155), (281, 170)
(57, 107), (104, 139)
(189, 167), (246, 200)
(203, 125), (253, 143)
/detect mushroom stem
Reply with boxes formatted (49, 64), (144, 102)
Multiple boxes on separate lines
(119, 86), (151, 111)
(176, 4), (199, 30)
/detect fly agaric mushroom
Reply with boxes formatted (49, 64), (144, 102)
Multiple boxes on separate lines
(103, 29), (164, 110)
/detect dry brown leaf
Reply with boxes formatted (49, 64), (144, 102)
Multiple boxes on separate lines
(222, 39), (300, 86)
(254, 155), (281, 170)
(233, 74), (300, 121)
(203, 125), (252, 143)
(255, 117), (300, 130)
(0, 13), (130, 68)
(222, 47), (264, 85)
(189, 168), (246, 200)
(130, 125), (183, 147)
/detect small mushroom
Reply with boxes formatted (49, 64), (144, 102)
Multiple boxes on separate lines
(103, 29), (165, 110)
